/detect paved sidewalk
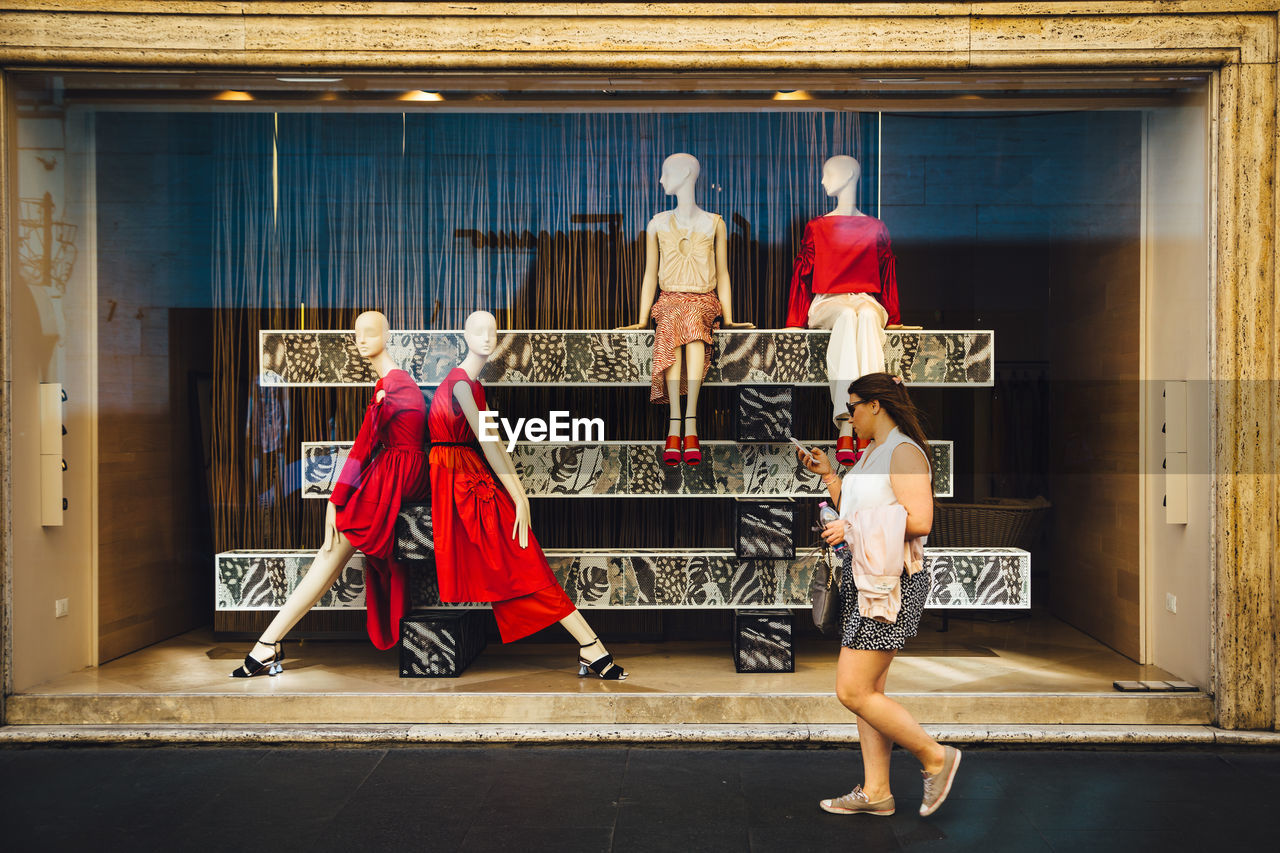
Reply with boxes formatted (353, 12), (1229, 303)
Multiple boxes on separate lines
(0, 745), (1275, 852)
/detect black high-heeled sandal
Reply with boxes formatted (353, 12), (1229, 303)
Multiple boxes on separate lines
(577, 637), (627, 680)
(230, 639), (284, 678)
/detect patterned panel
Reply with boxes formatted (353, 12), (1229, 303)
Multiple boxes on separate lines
(735, 501), (796, 559)
(214, 551), (366, 610)
(303, 441), (954, 499)
(394, 503), (434, 563)
(399, 611), (488, 678)
(733, 610), (795, 673)
(927, 549), (1029, 607)
(735, 386), (794, 442)
(216, 548), (1029, 611)
(261, 330), (993, 387)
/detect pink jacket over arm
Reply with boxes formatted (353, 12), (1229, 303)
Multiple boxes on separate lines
(844, 504), (926, 623)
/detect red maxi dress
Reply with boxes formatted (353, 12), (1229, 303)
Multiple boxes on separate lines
(330, 368), (430, 650)
(428, 367), (576, 642)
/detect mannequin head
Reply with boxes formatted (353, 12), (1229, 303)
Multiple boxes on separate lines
(659, 153), (701, 195)
(463, 310), (497, 359)
(821, 155), (861, 198)
(353, 310), (390, 361)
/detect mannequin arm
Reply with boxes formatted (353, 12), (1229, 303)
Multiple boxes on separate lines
(453, 381), (531, 547)
(715, 217), (754, 329)
(617, 230), (660, 330)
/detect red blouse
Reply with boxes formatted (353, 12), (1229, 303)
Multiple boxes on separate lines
(785, 215), (900, 327)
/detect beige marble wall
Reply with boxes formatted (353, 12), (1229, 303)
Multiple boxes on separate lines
(0, 1), (1275, 728)
(0, 71), (12, 724)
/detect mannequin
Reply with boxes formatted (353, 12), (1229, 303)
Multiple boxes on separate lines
(618, 153), (753, 466)
(785, 155), (921, 464)
(231, 310), (429, 677)
(429, 310), (626, 679)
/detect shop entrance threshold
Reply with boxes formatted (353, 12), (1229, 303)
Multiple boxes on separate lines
(6, 616), (1211, 730)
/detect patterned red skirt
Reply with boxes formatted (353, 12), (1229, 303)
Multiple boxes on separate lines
(649, 290), (722, 404)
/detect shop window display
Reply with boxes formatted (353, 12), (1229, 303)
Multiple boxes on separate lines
(4, 73), (1210, 722)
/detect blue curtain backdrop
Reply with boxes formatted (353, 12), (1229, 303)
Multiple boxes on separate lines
(209, 109), (876, 548)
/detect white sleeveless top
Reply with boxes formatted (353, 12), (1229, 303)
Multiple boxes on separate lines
(838, 427), (930, 518)
(655, 210), (720, 294)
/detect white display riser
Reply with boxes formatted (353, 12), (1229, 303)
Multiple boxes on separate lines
(299, 440), (955, 500)
(216, 547), (1030, 612)
(260, 328), (994, 387)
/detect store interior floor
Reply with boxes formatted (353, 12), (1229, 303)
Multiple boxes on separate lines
(18, 610), (1192, 706)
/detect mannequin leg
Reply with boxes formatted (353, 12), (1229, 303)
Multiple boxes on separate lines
(243, 534), (358, 665)
(683, 340), (705, 437)
(828, 308), (858, 426)
(559, 609), (607, 659)
(854, 303), (888, 378)
(665, 346), (685, 434)
(559, 609), (626, 678)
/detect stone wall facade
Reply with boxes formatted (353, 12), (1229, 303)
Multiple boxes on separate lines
(0, 2), (1275, 729)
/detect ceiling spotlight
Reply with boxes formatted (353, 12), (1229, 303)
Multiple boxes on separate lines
(214, 90), (254, 101)
(276, 77), (342, 83)
(772, 90), (813, 101)
(398, 90), (444, 102)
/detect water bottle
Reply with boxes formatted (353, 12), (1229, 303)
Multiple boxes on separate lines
(818, 501), (846, 553)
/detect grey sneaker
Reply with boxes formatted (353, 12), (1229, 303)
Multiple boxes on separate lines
(819, 785), (896, 816)
(919, 745), (962, 816)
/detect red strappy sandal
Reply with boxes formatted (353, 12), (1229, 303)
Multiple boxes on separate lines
(663, 418), (682, 466)
(682, 415), (701, 466)
(835, 433), (857, 466)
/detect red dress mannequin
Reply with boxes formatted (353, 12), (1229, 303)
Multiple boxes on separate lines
(231, 311), (432, 677)
(429, 366), (576, 642)
(330, 367), (430, 650)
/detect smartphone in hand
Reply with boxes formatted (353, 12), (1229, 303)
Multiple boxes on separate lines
(787, 435), (814, 463)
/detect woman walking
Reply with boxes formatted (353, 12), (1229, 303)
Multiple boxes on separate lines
(798, 372), (961, 817)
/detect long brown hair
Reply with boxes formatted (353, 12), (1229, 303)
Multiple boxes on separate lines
(847, 372), (933, 489)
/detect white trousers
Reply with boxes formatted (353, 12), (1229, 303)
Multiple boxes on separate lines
(808, 293), (889, 425)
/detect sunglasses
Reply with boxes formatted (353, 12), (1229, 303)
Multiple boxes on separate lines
(845, 399), (875, 416)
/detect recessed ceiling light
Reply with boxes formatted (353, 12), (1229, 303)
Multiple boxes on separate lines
(276, 77), (342, 83)
(398, 90), (444, 102)
(772, 90), (812, 101)
(213, 90), (253, 101)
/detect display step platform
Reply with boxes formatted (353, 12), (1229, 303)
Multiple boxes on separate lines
(300, 440), (955, 499)
(260, 328), (994, 387)
(4, 636), (1210, 728)
(4, 691), (1213, 728)
(216, 547), (1031, 611)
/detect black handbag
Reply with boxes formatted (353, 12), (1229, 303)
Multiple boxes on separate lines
(810, 548), (841, 635)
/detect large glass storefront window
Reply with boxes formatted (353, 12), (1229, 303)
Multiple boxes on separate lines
(6, 73), (1211, 720)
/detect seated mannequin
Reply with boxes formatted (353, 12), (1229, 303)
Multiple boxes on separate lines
(429, 310), (626, 679)
(232, 310), (428, 677)
(618, 152), (753, 467)
(785, 155), (921, 464)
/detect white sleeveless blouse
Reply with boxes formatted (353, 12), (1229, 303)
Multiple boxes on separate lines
(838, 427), (930, 521)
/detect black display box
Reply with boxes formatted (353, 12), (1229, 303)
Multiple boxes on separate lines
(732, 609), (795, 673)
(733, 385), (796, 443)
(399, 610), (487, 677)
